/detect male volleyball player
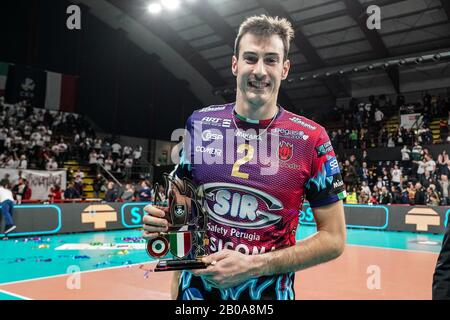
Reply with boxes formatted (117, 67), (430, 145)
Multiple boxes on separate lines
(143, 15), (346, 300)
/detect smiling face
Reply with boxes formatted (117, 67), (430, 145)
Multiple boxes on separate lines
(232, 33), (290, 111)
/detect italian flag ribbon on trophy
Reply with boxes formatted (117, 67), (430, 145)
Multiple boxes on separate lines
(169, 232), (192, 258)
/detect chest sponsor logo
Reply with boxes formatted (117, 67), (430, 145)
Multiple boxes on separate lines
(199, 106), (226, 113)
(289, 117), (317, 130)
(316, 141), (333, 156)
(202, 130), (223, 141)
(278, 141), (293, 162)
(235, 130), (262, 141)
(195, 146), (222, 156)
(200, 183), (283, 229)
(272, 128), (309, 140)
(201, 117), (231, 128)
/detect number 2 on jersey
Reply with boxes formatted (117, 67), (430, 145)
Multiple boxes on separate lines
(231, 144), (254, 179)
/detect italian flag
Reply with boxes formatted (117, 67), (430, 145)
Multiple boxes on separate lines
(45, 71), (77, 112)
(0, 62), (9, 97)
(169, 232), (192, 258)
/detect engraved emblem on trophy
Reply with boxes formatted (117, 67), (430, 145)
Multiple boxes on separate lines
(146, 173), (209, 272)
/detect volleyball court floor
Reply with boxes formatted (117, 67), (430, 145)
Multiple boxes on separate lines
(0, 226), (442, 300)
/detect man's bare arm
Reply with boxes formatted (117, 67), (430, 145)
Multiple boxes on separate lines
(248, 200), (346, 277)
(171, 271), (181, 300)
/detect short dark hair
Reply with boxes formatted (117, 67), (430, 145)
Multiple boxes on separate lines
(234, 15), (294, 62)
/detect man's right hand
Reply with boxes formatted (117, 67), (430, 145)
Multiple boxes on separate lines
(142, 205), (170, 239)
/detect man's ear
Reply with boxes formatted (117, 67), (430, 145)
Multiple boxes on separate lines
(231, 55), (238, 77)
(281, 59), (291, 80)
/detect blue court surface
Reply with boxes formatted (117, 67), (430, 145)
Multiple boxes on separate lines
(0, 226), (443, 289)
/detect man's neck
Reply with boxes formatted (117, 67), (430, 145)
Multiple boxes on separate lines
(234, 97), (278, 120)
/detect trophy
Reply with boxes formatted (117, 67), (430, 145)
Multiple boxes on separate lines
(146, 173), (210, 272)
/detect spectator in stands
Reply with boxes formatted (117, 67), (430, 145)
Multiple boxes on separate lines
(437, 151), (449, 176)
(138, 180), (153, 202)
(360, 180), (371, 195)
(401, 145), (411, 168)
(342, 160), (358, 190)
(96, 153), (105, 167)
(375, 176), (384, 189)
(374, 108), (384, 130)
(345, 187), (358, 204)
(133, 145), (143, 162)
(93, 174), (105, 199)
(349, 130), (358, 149)
(48, 184), (62, 203)
(123, 145), (132, 159)
(358, 190), (369, 204)
(23, 179), (32, 201)
(414, 182), (426, 205)
(120, 183), (135, 202)
(111, 142), (122, 161)
(391, 164), (402, 187)
(64, 182), (80, 199)
(45, 157), (58, 171)
(0, 180), (16, 234)
(89, 149), (98, 174)
(381, 167), (391, 189)
(74, 169), (84, 196)
(440, 175), (450, 206)
(58, 138), (68, 164)
(0, 173), (10, 187)
(411, 142), (423, 161)
(124, 157), (133, 180)
(424, 154), (436, 175)
(387, 134), (395, 148)
(3, 155), (16, 168)
(12, 178), (28, 204)
(0, 128), (6, 154)
(414, 157), (427, 184)
(104, 181), (119, 202)
(379, 186), (392, 205)
(390, 185), (402, 204)
(358, 162), (370, 184)
(18, 155), (27, 169)
(427, 185), (441, 206)
(94, 139), (102, 152)
(368, 192), (379, 205)
(104, 154), (114, 171)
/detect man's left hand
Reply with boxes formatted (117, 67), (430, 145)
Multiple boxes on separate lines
(192, 249), (255, 289)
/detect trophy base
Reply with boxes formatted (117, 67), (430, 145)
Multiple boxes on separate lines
(154, 259), (208, 272)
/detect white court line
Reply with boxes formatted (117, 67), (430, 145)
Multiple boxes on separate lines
(0, 289), (32, 300)
(347, 243), (440, 254)
(0, 261), (158, 287)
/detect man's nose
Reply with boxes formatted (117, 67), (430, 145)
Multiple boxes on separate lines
(253, 59), (267, 78)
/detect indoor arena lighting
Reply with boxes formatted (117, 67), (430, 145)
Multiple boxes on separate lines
(147, 2), (162, 14)
(161, 0), (180, 10)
